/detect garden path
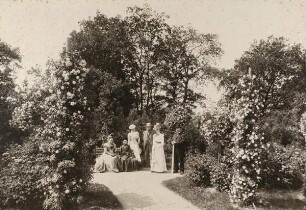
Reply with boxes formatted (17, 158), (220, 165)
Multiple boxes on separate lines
(92, 170), (200, 210)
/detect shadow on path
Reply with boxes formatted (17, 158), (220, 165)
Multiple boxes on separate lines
(92, 171), (199, 209)
(116, 193), (155, 209)
(80, 183), (124, 210)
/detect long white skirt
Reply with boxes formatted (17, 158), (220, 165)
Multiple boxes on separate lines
(94, 154), (119, 173)
(130, 140), (141, 162)
(151, 145), (167, 172)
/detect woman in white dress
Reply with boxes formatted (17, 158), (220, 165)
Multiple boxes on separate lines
(128, 124), (142, 162)
(94, 135), (120, 173)
(151, 123), (167, 173)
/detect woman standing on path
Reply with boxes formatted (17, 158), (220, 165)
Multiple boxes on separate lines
(151, 123), (167, 173)
(128, 124), (142, 162)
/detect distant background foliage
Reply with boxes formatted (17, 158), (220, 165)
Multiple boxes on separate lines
(0, 6), (305, 209)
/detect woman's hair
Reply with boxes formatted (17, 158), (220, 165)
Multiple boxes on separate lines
(107, 134), (113, 142)
(153, 123), (161, 131)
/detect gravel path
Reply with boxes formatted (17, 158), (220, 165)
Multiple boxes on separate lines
(91, 170), (200, 210)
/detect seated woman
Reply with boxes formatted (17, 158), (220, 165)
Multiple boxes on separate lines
(95, 135), (120, 173)
(119, 139), (135, 172)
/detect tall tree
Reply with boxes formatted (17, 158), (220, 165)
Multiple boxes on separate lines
(221, 36), (306, 146)
(65, 13), (136, 140)
(0, 39), (22, 152)
(158, 26), (222, 108)
(124, 5), (170, 114)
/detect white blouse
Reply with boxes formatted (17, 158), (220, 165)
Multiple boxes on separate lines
(128, 131), (140, 145)
(152, 133), (164, 147)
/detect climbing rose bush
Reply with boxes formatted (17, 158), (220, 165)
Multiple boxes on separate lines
(39, 56), (95, 209)
(11, 101), (36, 131)
(300, 112), (306, 196)
(6, 55), (95, 210)
(301, 112), (306, 137)
(228, 75), (269, 205)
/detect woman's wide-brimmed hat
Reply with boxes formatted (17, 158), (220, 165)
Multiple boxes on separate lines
(129, 124), (136, 130)
(146, 123), (151, 127)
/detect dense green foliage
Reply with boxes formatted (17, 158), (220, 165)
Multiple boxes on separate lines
(0, 6), (305, 209)
(186, 154), (213, 187)
(185, 37), (306, 206)
(0, 39), (23, 152)
(1, 55), (96, 209)
(0, 6), (221, 209)
(65, 6), (221, 142)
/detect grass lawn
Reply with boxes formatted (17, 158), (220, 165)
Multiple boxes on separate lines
(80, 183), (123, 210)
(162, 176), (306, 210)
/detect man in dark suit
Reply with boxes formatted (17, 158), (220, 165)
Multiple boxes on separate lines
(142, 123), (153, 167)
(172, 127), (186, 175)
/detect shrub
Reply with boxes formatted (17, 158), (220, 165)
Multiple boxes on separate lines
(205, 142), (220, 159)
(0, 140), (47, 209)
(186, 154), (215, 187)
(186, 152), (234, 192)
(210, 156), (233, 192)
(261, 143), (304, 189)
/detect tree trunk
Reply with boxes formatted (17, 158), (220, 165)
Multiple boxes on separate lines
(139, 74), (144, 113)
(145, 61), (152, 113)
(171, 83), (178, 108)
(183, 79), (189, 105)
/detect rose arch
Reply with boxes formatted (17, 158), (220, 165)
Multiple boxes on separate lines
(10, 52), (97, 209)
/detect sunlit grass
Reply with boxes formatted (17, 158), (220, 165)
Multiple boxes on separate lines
(163, 176), (306, 210)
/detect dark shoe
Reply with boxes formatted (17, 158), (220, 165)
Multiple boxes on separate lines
(173, 171), (178, 173)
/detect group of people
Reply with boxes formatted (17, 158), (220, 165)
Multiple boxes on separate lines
(94, 122), (185, 174)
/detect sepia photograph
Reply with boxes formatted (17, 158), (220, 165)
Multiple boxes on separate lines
(0, 0), (305, 209)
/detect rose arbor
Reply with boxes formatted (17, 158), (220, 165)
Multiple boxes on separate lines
(228, 72), (269, 206)
(42, 57), (95, 209)
(301, 112), (306, 138)
(300, 111), (306, 196)
(9, 55), (96, 209)
(37, 56), (94, 209)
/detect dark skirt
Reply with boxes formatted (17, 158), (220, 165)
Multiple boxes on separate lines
(118, 156), (139, 172)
